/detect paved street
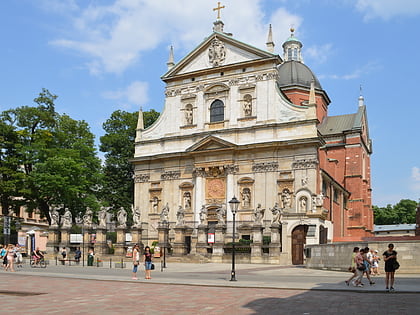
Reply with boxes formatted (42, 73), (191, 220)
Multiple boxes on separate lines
(1, 262), (419, 314)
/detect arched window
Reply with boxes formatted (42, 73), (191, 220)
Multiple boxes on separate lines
(210, 99), (224, 122)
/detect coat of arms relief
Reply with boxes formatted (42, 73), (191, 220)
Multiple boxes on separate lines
(208, 39), (226, 67)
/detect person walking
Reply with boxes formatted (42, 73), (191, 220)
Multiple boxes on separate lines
(363, 247), (375, 285)
(0, 245), (8, 270)
(131, 244), (140, 280)
(142, 246), (153, 280)
(61, 247), (67, 264)
(74, 247), (82, 264)
(383, 243), (398, 292)
(5, 244), (15, 272)
(345, 246), (359, 286)
(14, 244), (23, 268)
(371, 250), (380, 276)
(353, 248), (365, 287)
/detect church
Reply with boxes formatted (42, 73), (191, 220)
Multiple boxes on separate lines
(131, 10), (373, 264)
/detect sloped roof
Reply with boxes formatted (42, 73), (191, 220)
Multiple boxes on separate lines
(318, 113), (357, 135)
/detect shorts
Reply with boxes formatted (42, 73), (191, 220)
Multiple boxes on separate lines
(133, 263), (138, 273)
(145, 261), (152, 270)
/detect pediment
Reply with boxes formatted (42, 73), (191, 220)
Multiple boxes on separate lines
(186, 135), (236, 152)
(162, 32), (278, 80)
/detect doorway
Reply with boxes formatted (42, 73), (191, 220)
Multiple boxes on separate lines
(291, 225), (308, 265)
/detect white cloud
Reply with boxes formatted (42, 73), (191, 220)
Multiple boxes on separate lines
(48, 0), (302, 75)
(102, 81), (149, 107)
(355, 0), (420, 20)
(318, 61), (382, 80)
(412, 167), (420, 181)
(305, 44), (333, 64)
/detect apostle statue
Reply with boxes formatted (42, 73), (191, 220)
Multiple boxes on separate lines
(199, 205), (207, 225)
(160, 203), (169, 223)
(270, 202), (283, 225)
(117, 207), (127, 229)
(61, 208), (72, 229)
(83, 207), (93, 227)
(132, 205), (141, 229)
(98, 207), (108, 229)
(253, 203), (265, 225)
(176, 206), (185, 226)
(216, 204), (226, 225)
(49, 206), (60, 228)
(281, 189), (292, 209)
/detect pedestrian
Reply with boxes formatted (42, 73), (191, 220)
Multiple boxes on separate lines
(371, 250), (380, 276)
(353, 248), (365, 287)
(61, 247), (67, 265)
(0, 245), (8, 269)
(363, 247), (375, 285)
(5, 244), (15, 272)
(383, 243), (398, 292)
(14, 244), (23, 268)
(345, 246), (359, 286)
(132, 244), (140, 280)
(74, 247), (82, 264)
(142, 245), (153, 280)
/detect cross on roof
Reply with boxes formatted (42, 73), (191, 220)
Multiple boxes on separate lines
(213, 2), (225, 20)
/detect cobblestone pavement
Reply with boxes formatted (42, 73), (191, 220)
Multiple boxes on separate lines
(1, 272), (419, 314)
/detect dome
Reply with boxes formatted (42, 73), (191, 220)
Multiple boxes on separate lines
(277, 60), (322, 90)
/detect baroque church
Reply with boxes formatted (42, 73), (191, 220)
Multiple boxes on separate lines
(131, 14), (373, 264)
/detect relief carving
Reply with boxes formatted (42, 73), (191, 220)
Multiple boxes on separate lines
(134, 174), (150, 183)
(252, 162), (279, 173)
(292, 159), (318, 170)
(161, 171), (181, 180)
(208, 39), (226, 67)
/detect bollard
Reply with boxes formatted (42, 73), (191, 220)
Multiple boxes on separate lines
(55, 256), (58, 265)
(121, 258), (123, 269)
(110, 258), (112, 269)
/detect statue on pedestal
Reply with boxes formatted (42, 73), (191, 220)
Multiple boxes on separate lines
(61, 208), (72, 229)
(117, 207), (127, 229)
(270, 202), (283, 224)
(176, 206), (185, 226)
(253, 203), (265, 225)
(199, 205), (207, 225)
(132, 205), (141, 229)
(98, 207), (108, 229)
(83, 207), (93, 227)
(216, 204), (226, 225)
(49, 206), (60, 228)
(281, 189), (292, 209)
(160, 203), (169, 223)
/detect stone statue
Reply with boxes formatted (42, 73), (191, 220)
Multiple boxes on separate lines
(243, 94), (252, 116)
(253, 203), (265, 225)
(216, 204), (226, 225)
(117, 207), (127, 229)
(270, 202), (283, 224)
(160, 203), (169, 223)
(316, 193), (325, 206)
(152, 196), (159, 213)
(185, 106), (193, 125)
(183, 192), (191, 209)
(199, 205), (207, 225)
(49, 206), (60, 227)
(132, 206), (141, 229)
(281, 189), (292, 209)
(61, 208), (72, 229)
(208, 38), (226, 66)
(299, 196), (307, 212)
(241, 188), (251, 208)
(176, 206), (185, 226)
(83, 207), (93, 226)
(98, 207), (108, 229)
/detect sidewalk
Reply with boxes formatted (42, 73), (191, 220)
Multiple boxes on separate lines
(7, 261), (420, 293)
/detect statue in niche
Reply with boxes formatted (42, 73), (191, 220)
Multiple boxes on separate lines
(98, 207), (108, 229)
(281, 189), (292, 209)
(243, 94), (252, 116)
(208, 38), (226, 67)
(176, 206), (185, 226)
(82, 207), (93, 227)
(152, 196), (159, 213)
(185, 105), (193, 125)
(241, 187), (251, 208)
(216, 204), (226, 225)
(61, 208), (72, 229)
(270, 202), (283, 224)
(117, 207), (127, 228)
(49, 206), (60, 227)
(253, 203), (265, 225)
(199, 205), (207, 225)
(132, 205), (141, 229)
(316, 193), (325, 206)
(160, 203), (169, 223)
(183, 192), (191, 209)
(299, 196), (308, 212)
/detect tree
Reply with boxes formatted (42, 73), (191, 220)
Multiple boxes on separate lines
(373, 199), (418, 225)
(99, 109), (159, 216)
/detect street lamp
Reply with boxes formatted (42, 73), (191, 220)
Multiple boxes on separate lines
(229, 196), (240, 281)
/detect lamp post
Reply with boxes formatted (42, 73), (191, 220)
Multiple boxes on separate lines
(229, 196), (240, 281)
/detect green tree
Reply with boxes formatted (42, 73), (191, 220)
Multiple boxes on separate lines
(373, 199), (418, 225)
(99, 109), (159, 216)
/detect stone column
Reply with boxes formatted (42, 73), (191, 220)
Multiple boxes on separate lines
(114, 228), (126, 256)
(194, 168), (205, 225)
(196, 225), (208, 255)
(225, 164), (238, 223)
(94, 228), (108, 256)
(251, 224), (264, 262)
(172, 226), (186, 256)
(212, 224), (226, 261)
(269, 223), (281, 257)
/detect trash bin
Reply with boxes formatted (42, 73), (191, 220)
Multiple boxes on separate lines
(87, 254), (94, 266)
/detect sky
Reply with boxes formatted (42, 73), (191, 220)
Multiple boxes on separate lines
(1, 0), (419, 207)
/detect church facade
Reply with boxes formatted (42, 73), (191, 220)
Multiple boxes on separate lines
(131, 19), (373, 264)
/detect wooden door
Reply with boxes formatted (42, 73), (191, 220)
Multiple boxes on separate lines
(292, 225), (308, 265)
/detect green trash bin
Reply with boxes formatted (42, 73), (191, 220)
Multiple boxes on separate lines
(87, 254), (94, 266)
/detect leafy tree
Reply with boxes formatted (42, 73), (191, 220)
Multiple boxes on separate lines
(99, 109), (159, 217)
(373, 199), (418, 225)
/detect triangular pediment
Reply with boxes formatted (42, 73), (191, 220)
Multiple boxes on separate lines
(186, 135), (236, 152)
(162, 32), (279, 80)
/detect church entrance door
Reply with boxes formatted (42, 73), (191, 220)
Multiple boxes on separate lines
(291, 225), (308, 265)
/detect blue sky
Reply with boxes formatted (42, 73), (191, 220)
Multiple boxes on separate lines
(1, 0), (419, 207)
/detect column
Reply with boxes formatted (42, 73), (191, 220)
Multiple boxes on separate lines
(172, 226), (186, 256)
(114, 228), (126, 256)
(224, 164), (238, 223)
(194, 168), (205, 225)
(95, 228), (108, 256)
(196, 225), (208, 255)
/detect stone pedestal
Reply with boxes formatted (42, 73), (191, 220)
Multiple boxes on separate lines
(131, 228), (143, 248)
(196, 225), (208, 255)
(46, 227), (60, 254)
(280, 222), (288, 254)
(212, 224), (226, 259)
(269, 224), (281, 257)
(157, 223), (170, 249)
(173, 226), (187, 256)
(251, 224), (264, 259)
(60, 229), (70, 246)
(94, 228), (108, 256)
(114, 228), (126, 256)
